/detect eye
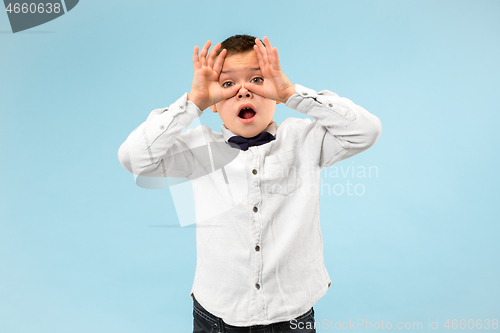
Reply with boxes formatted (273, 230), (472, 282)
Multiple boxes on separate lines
(222, 81), (234, 88)
(251, 77), (263, 84)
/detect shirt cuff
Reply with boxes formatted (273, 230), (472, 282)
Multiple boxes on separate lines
(285, 84), (357, 121)
(171, 92), (203, 117)
(144, 93), (203, 149)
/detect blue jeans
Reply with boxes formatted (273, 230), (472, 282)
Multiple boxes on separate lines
(193, 296), (316, 333)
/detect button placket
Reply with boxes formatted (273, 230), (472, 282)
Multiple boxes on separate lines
(250, 149), (264, 299)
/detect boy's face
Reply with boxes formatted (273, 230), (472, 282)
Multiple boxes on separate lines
(210, 50), (277, 138)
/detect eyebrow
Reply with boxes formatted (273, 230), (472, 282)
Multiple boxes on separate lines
(221, 67), (261, 74)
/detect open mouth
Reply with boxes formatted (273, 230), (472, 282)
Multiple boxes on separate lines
(238, 107), (256, 119)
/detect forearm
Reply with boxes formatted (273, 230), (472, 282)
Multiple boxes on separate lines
(118, 93), (202, 177)
(285, 84), (382, 150)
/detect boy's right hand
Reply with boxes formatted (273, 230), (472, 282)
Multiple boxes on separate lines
(187, 41), (241, 111)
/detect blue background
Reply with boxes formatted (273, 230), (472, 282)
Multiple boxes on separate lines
(1, 0), (499, 332)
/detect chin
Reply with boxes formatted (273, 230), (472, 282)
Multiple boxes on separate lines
(236, 130), (256, 138)
(234, 126), (260, 138)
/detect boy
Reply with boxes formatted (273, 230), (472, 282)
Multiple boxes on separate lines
(118, 35), (382, 332)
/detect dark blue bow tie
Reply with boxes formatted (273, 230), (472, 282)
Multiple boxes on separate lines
(227, 131), (276, 151)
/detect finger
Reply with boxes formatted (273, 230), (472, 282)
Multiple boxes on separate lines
(207, 43), (221, 69)
(244, 82), (265, 98)
(199, 40), (211, 67)
(263, 36), (274, 64)
(253, 45), (266, 71)
(213, 48), (227, 75)
(273, 47), (282, 71)
(256, 37), (269, 65)
(253, 40), (261, 60)
(255, 38), (265, 57)
(192, 45), (200, 70)
(221, 84), (242, 100)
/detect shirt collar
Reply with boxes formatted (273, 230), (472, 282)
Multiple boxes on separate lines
(221, 121), (278, 143)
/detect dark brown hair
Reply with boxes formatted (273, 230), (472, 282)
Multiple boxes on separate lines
(216, 34), (264, 57)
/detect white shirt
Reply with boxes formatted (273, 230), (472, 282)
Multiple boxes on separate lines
(118, 84), (382, 326)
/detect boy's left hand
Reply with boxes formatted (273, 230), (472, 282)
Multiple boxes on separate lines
(244, 36), (296, 104)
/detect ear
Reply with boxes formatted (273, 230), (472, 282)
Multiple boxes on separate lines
(210, 105), (217, 113)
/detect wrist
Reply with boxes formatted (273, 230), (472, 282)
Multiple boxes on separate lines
(187, 92), (208, 111)
(282, 84), (296, 103)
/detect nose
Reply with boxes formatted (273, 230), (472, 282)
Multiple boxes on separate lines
(237, 86), (252, 99)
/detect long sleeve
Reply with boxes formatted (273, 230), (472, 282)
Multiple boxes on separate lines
(117, 93), (203, 179)
(285, 84), (382, 168)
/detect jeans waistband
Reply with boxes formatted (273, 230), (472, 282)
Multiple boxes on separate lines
(193, 295), (314, 331)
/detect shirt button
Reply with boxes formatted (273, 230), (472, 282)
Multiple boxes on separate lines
(180, 105), (184, 109)
(328, 103), (333, 107)
(255, 283), (260, 290)
(255, 245), (260, 251)
(160, 125), (165, 130)
(253, 206), (258, 213)
(252, 169), (258, 175)
(303, 92), (308, 96)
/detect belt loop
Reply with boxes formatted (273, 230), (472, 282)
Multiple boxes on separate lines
(217, 317), (224, 333)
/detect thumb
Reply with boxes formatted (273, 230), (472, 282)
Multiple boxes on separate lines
(221, 84), (241, 100)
